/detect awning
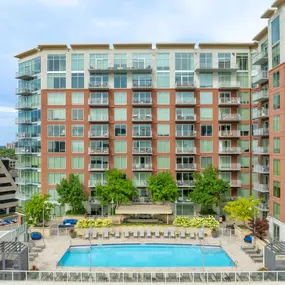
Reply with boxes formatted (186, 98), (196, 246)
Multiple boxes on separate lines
(115, 204), (173, 215)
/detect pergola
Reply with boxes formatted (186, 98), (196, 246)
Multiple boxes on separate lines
(265, 242), (285, 270)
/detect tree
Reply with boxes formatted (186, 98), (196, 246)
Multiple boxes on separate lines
(56, 174), (86, 214)
(148, 172), (178, 202)
(190, 166), (230, 208)
(94, 169), (137, 205)
(0, 148), (16, 159)
(248, 217), (269, 238)
(24, 194), (54, 226)
(223, 197), (260, 225)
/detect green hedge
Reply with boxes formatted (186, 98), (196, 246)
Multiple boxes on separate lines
(173, 216), (219, 229)
(75, 218), (112, 228)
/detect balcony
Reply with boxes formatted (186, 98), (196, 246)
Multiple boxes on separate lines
(252, 71), (268, 85)
(15, 102), (40, 110)
(15, 192), (32, 201)
(88, 115), (109, 122)
(252, 90), (269, 103)
(132, 80), (152, 90)
(218, 98), (240, 106)
(176, 114), (196, 122)
(253, 128), (269, 137)
(88, 131), (109, 139)
(16, 178), (41, 187)
(195, 61), (239, 72)
(176, 180), (195, 187)
(132, 114), (152, 122)
(15, 67), (39, 80)
(16, 132), (41, 140)
(176, 163), (197, 171)
(16, 87), (36, 96)
(176, 147), (197, 154)
(15, 163), (40, 170)
(132, 147), (152, 155)
(175, 98), (196, 106)
(133, 180), (148, 187)
(131, 64), (152, 73)
(252, 52), (268, 66)
(257, 203), (269, 212)
(88, 180), (107, 187)
(132, 98), (152, 106)
(88, 98), (108, 106)
(219, 114), (240, 122)
(132, 164), (153, 171)
(253, 164), (270, 174)
(88, 66), (110, 74)
(88, 163), (109, 171)
(252, 147), (269, 155)
(88, 147), (109, 155)
(88, 81), (109, 91)
(253, 183), (269, 193)
(252, 109), (269, 120)
(15, 147), (41, 155)
(132, 131), (152, 138)
(229, 180), (241, 187)
(15, 118), (39, 125)
(218, 82), (240, 90)
(219, 163), (241, 171)
(176, 130), (196, 138)
(218, 130), (241, 138)
(218, 147), (241, 154)
(175, 81), (196, 90)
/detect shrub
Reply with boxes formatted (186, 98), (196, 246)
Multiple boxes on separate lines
(75, 218), (112, 228)
(173, 216), (219, 229)
(200, 208), (217, 215)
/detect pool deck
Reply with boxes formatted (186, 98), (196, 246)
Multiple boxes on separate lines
(31, 234), (262, 272)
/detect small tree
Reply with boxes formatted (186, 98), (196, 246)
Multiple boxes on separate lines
(56, 174), (86, 214)
(94, 169), (137, 205)
(148, 172), (178, 202)
(190, 166), (230, 209)
(24, 194), (54, 226)
(223, 196), (260, 225)
(248, 217), (269, 238)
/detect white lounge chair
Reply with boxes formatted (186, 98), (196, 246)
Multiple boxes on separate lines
(170, 228), (175, 238)
(190, 231), (195, 239)
(115, 229), (120, 238)
(198, 231), (204, 240)
(155, 229), (160, 238)
(163, 229), (169, 238)
(146, 229), (152, 238)
(180, 229), (186, 238)
(133, 229), (138, 238)
(84, 230), (89, 239)
(124, 229), (129, 238)
(139, 229), (145, 238)
(103, 230), (109, 238)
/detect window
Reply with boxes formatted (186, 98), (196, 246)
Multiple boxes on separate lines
(218, 72), (231, 87)
(114, 156), (127, 169)
(201, 156), (212, 168)
(72, 73), (84, 88)
(115, 108), (127, 121)
(218, 53), (231, 68)
(199, 53), (212, 68)
(72, 157), (84, 169)
(157, 156), (170, 169)
(47, 54), (66, 71)
(238, 172), (250, 185)
(175, 53), (194, 70)
(71, 54), (84, 71)
(273, 137), (280, 153)
(238, 156), (250, 168)
(72, 140), (84, 153)
(238, 108), (250, 120)
(273, 202), (280, 220)
(200, 140), (213, 152)
(114, 53), (127, 68)
(132, 53), (151, 69)
(237, 72), (249, 88)
(157, 124), (170, 136)
(75, 173), (84, 184)
(200, 108), (213, 120)
(47, 93), (66, 105)
(273, 115), (280, 132)
(72, 125), (84, 137)
(273, 71), (280, 89)
(115, 124), (127, 136)
(272, 16), (280, 45)
(200, 92), (212, 104)
(48, 125), (65, 137)
(115, 141), (127, 153)
(48, 157), (66, 169)
(47, 73), (66, 88)
(48, 141), (65, 153)
(238, 124), (250, 136)
(236, 53), (248, 70)
(157, 140), (170, 153)
(48, 173), (66, 185)
(238, 92), (250, 104)
(201, 124), (212, 136)
(238, 140), (250, 152)
(133, 92), (151, 104)
(90, 124), (108, 137)
(272, 43), (280, 68)
(237, 188), (250, 198)
(200, 72), (213, 88)
(273, 159), (280, 176)
(114, 92), (127, 105)
(89, 108), (108, 121)
(90, 92), (108, 105)
(157, 108), (170, 121)
(72, 92), (84, 105)
(157, 92), (169, 104)
(273, 93), (280, 110)
(90, 53), (108, 69)
(48, 109), (66, 121)
(114, 73), (127, 88)
(176, 92), (195, 104)
(157, 53), (170, 70)
(72, 108), (84, 121)
(273, 181), (280, 198)
(157, 72), (170, 88)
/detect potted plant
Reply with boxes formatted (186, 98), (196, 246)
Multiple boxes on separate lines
(211, 227), (219, 238)
(69, 229), (77, 238)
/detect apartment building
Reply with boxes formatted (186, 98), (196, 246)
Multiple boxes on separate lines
(14, 0), (284, 240)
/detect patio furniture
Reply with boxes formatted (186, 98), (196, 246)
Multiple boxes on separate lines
(146, 229), (152, 238)
(246, 248), (261, 255)
(190, 231), (195, 239)
(243, 246), (258, 253)
(82, 273), (92, 282)
(69, 273), (80, 281)
(133, 229), (138, 238)
(63, 219), (77, 225)
(155, 229), (160, 238)
(241, 245), (255, 251)
(163, 229), (169, 238)
(198, 231), (204, 239)
(180, 229), (186, 238)
(244, 235), (253, 243)
(124, 229), (129, 238)
(139, 229), (145, 238)
(103, 230), (109, 238)
(84, 230), (89, 239)
(170, 228), (176, 238)
(41, 272), (53, 281)
(115, 229), (120, 238)
(31, 232), (42, 240)
(92, 230), (97, 239)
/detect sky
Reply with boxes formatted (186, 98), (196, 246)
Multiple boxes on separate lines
(0, 0), (273, 145)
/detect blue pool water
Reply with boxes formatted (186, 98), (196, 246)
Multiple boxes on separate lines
(58, 244), (235, 267)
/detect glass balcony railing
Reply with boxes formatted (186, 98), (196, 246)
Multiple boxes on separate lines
(219, 147), (241, 154)
(88, 147), (109, 154)
(252, 51), (268, 66)
(253, 164), (270, 174)
(133, 180), (148, 187)
(88, 81), (109, 89)
(219, 114), (240, 121)
(15, 102), (40, 109)
(176, 147), (196, 154)
(176, 130), (196, 137)
(15, 118), (40, 124)
(175, 81), (196, 89)
(252, 90), (269, 103)
(218, 98), (240, 105)
(88, 115), (109, 122)
(132, 131), (152, 138)
(176, 114), (196, 121)
(252, 109), (269, 120)
(16, 132), (40, 139)
(132, 114), (152, 122)
(252, 147), (269, 155)
(218, 130), (241, 137)
(219, 163), (241, 171)
(257, 203), (269, 211)
(252, 71), (268, 85)
(175, 97), (196, 105)
(218, 82), (240, 89)
(88, 98), (109, 106)
(229, 180), (241, 187)
(132, 98), (152, 105)
(176, 180), (194, 187)
(253, 128), (269, 136)
(132, 147), (152, 154)
(176, 163), (197, 170)
(132, 164), (153, 171)
(88, 180), (107, 187)
(16, 67), (40, 79)
(253, 183), (269, 193)
(88, 163), (109, 171)
(15, 162), (40, 170)
(132, 80), (152, 89)
(15, 147), (41, 154)
(196, 61), (238, 71)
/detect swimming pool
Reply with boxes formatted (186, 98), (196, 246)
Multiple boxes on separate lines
(57, 244), (235, 267)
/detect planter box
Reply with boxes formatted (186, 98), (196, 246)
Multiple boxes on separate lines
(235, 225), (251, 240)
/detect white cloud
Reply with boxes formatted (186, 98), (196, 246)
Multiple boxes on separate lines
(0, 106), (16, 113)
(38, 0), (79, 7)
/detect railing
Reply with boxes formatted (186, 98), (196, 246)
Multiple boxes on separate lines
(88, 147), (109, 154)
(132, 131), (152, 137)
(219, 114), (240, 121)
(257, 203), (269, 211)
(88, 180), (106, 187)
(219, 163), (241, 170)
(88, 81), (109, 89)
(88, 131), (109, 138)
(176, 180), (194, 187)
(253, 183), (269, 193)
(253, 164), (270, 173)
(176, 98), (196, 105)
(88, 98), (108, 105)
(218, 130), (241, 137)
(252, 90), (269, 102)
(229, 180), (241, 187)
(196, 61), (238, 70)
(132, 80), (152, 88)
(0, 224), (28, 243)
(175, 81), (196, 89)
(252, 147), (269, 154)
(176, 163), (197, 170)
(15, 118), (33, 124)
(132, 98), (152, 105)
(253, 128), (269, 136)
(88, 115), (109, 122)
(15, 163), (40, 169)
(133, 181), (148, 187)
(219, 147), (241, 154)
(15, 192), (33, 200)
(15, 102), (40, 109)
(132, 164), (152, 170)
(218, 98), (240, 105)
(88, 163), (109, 171)
(15, 87), (36, 95)
(132, 147), (152, 154)
(176, 147), (196, 154)
(16, 178), (41, 186)
(132, 114), (152, 121)
(252, 51), (268, 65)
(15, 147), (41, 154)
(218, 82), (240, 88)
(2, 270), (284, 283)
(176, 114), (196, 121)
(176, 131), (196, 137)
(16, 132), (40, 139)
(252, 109), (269, 119)
(252, 71), (268, 84)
